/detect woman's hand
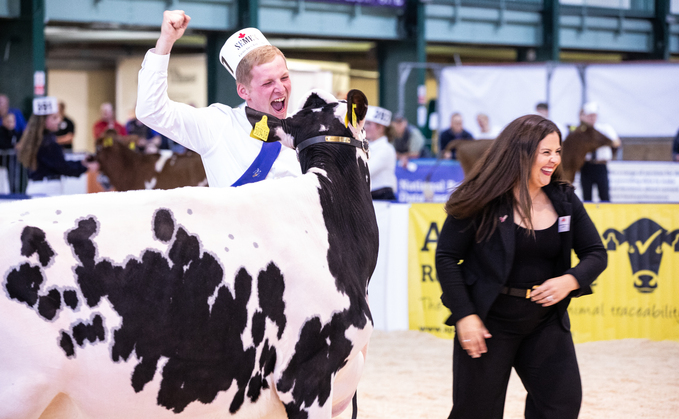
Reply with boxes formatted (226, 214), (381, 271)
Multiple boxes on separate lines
(530, 274), (579, 307)
(456, 314), (492, 358)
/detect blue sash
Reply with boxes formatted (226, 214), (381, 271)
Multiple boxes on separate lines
(231, 141), (282, 187)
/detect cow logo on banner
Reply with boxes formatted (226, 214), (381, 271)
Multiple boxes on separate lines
(603, 218), (679, 293)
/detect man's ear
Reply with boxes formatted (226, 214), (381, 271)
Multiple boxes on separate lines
(237, 83), (250, 101)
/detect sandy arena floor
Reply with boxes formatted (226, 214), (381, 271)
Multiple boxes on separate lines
(336, 330), (679, 419)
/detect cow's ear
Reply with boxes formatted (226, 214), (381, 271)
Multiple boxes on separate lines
(665, 230), (679, 251)
(345, 89), (368, 128)
(299, 90), (334, 111)
(245, 107), (283, 142)
(602, 228), (627, 250)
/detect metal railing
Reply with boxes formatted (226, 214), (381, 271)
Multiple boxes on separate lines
(0, 149), (28, 196)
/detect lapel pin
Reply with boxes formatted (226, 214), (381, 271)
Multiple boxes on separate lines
(499, 215), (508, 222)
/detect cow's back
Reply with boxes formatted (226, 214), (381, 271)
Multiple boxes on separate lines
(0, 177), (368, 418)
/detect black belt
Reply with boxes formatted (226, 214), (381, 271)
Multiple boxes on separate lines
(500, 285), (538, 299)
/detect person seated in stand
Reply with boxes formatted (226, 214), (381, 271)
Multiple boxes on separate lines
(439, 112), (473, 159)
(0, 113), (21, 194)
(93, 102), (127, 140)
(17, 97), (98, 197)
(365, 106), (397, 201)
(391, 113), (425, 168)
(0, 93), (27, 137)
(475, 113), (502, 140)
(126, 110), (163, 154)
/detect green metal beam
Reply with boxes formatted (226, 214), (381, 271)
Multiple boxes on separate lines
(32, 0), (45, 76)
(652, 0), (670, 59)
(537, 0), (559, 61)
(239, 0), (259, 28)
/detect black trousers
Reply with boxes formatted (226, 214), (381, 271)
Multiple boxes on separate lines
(449, 295), (582, 419)
(580, 161), (610, 202)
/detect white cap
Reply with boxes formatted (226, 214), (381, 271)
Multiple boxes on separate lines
(33, 96), (58, 116)
(582, 101), (599, 115)
(220, 28), (271, 79)
(366, 106), (392, 127)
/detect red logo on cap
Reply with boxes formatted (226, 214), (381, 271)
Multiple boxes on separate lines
(238, 33), (245, 38)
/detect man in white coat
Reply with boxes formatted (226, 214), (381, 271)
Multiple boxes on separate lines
(578, 101), (621, 202)
(364, 106), (397, 201)
(136, 10), (302, 187)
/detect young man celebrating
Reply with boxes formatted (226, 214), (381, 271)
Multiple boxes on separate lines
(136, 10), (301, 187)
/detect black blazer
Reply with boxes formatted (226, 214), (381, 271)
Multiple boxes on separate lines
(435, 183), (607, 330)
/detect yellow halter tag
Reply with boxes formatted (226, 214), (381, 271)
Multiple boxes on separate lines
(344, 103), (358, 128)
(103, 137), (113, 147)
(129, 142), (136, 150)
(250, 115), (270, 142)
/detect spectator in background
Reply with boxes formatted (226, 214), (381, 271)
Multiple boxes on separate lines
(535, 102), (568, 139)
(0, 93), (27, 137)
(0, 112), (21, 193)
(535, 102), (550, 119)
(93, 102), (127, 140)
(126, 110), (163, 154)
(578, 101), (621, 202)
(365, 105), (397, 201)
(391, 113), (425, 167)
(17, 97), (98, 197)
(55, 101), (75, 150)
(673, 128), (679, 162)
(475, 113), (502, 140)
(439, 112), (473, 159)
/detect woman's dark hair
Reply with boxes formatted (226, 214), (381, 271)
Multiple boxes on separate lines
(17, 114), (47, 171)
(444, 114), (566, 242)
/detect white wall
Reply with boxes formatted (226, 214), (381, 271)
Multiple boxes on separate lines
(438, 62), (679, 138)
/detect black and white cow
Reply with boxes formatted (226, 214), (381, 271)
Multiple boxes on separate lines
(0, 89), (378, 419)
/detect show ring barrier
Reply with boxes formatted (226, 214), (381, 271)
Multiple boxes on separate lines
(406, 203), (679, 343)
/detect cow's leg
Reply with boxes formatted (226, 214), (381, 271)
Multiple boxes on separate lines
(0, 381), (59, 419)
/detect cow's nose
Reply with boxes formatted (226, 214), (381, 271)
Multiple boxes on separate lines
(634, 273), (658, 293)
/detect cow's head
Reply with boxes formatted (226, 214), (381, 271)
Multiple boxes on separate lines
(603, 218), (679, 293)
(245, 89), (369, 171)
(95, 129), (139, 154)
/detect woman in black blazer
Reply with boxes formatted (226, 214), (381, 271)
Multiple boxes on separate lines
(436, 114), (607, 419)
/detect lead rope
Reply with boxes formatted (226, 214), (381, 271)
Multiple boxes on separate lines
(352, 391), (358, 419)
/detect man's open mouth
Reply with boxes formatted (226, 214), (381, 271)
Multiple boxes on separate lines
(271, 97), (285, 112)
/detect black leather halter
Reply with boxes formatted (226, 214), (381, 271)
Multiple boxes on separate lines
(295, 135), (370, 159)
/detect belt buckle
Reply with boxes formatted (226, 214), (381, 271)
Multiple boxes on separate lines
(526, 285), (538, 299)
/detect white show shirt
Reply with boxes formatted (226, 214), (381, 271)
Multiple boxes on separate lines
(135, 50), (302, 188)
(368, 136), (397, 192)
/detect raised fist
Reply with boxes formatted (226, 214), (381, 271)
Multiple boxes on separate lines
(156, 10), (191, 54)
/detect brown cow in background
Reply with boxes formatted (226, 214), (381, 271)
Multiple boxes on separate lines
(93, 131), (207, 191)
(560, 124), (614, 182)
(443, 125), (613, 181)
(444, 139), (494, 175)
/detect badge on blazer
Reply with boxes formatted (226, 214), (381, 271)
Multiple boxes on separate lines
(558, 216), (571, 233)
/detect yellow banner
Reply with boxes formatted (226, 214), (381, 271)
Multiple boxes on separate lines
(408, 203), (455, 339)
(408, 203), (679, 343)
(569, 203), (679, 342)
